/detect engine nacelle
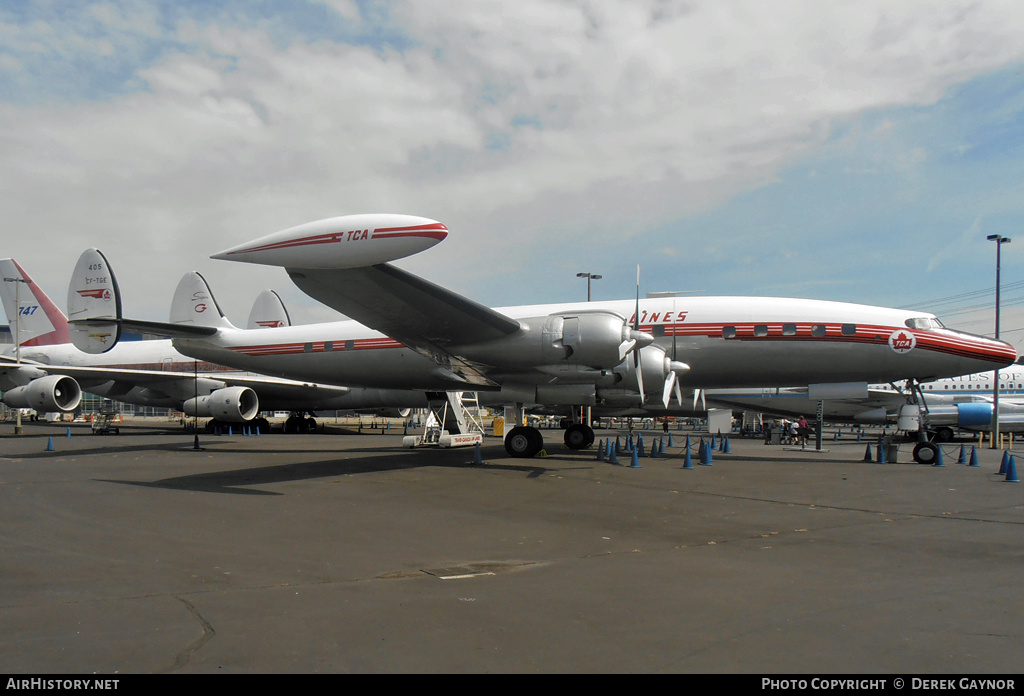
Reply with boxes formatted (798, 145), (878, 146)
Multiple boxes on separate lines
(183, 387), (259, 422)
(458, 311), (652, 371)
(613, 344), (690, 400)
(2, 375), (82, 412)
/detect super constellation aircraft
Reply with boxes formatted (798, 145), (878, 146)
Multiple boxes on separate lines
(67, 214), (1017, 458)
(0, 258), (429, 432)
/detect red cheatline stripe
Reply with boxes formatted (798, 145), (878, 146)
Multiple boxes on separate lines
(230, 337), (404, 356)
(372, 223), (448, 241)
(649, 321), (1015, 362)
(226, 232), (344, 255)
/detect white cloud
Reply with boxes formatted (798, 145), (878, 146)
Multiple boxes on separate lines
(1, 0), (1024, 324)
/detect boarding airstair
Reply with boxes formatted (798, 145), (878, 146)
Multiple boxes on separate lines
(402, 391), (485, 448)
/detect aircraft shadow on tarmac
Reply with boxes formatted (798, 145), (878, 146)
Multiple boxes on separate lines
(97, 445), (562, 495)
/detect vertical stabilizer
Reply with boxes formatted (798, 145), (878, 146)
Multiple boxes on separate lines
(67, 249), (122, 353)
(247, 289), (292, 329)
(0, 259), (71, 347)
(170, 272), (236, 330)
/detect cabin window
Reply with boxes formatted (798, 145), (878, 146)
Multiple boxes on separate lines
(841, 324), (857, 335)
(753, 324), (768, 337)
(782, 323), (797, 336)
(304, 343), (313, 353)
(652, 325), (666, 338)
(324, 341), (333, 352)
(722, 326), (737, 339)
(811, 324), (826, 337)
(345, 340), (355, 351)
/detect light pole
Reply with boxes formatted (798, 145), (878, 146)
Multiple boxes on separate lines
(4, 275), (28, 435)
(987, 234), (1010, 449)
(576, 272), (602, 301)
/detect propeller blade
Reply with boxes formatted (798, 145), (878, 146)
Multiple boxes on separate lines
(674, 377), (683, 406)
(618, 338), (637, 361)
(662, 371), (676, 409)
(636, 355), (645, 403)
(693, 388), (706, 411)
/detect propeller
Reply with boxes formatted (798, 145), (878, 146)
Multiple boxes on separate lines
(633, 266), (645, 403)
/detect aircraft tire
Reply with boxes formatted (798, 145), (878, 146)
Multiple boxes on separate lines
(505, 426), (543, 458)
(912, 441), (940, 465)
(564, 423), (595, 450)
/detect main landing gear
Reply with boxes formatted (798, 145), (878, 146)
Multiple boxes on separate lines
(504, 426), (545, 458)
(502, 404), (596, 458)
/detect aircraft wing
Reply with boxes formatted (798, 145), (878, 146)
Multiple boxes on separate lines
(287, 264), (522, 386)
(0, 357), (351, 402)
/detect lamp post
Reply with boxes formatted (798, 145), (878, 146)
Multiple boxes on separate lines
(4, 275), (28, 435)
(575, 272), (602, 428)
(576, 272), (602, 301)
(986, 234), (1010, 449)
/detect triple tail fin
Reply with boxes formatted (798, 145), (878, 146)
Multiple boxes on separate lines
(247, 290), (292, 329)
(169, 272), (237, 332)
(0, 259), (72, 347)
(67, 250), (227, 354)
(67, 249), (122, 353)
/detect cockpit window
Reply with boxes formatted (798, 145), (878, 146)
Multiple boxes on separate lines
(905, 316), (944, 330)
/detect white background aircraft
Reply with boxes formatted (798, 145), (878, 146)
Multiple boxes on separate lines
(70, 214), (1018, 461)
(0, 258), (430, 433)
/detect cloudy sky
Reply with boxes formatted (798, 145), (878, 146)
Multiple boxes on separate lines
(3, 0), (1024, 349)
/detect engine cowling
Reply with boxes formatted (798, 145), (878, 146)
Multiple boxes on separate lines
(3, 375), (82, 412)
(183, 387), (259, 422)
(457, 311), (653, 371)
(612, 344), (690, 404)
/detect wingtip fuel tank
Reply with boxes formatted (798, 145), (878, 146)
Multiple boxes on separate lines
(211, 214), (448, 269)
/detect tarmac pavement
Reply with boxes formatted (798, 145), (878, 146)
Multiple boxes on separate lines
(0, 420), (1021, 674)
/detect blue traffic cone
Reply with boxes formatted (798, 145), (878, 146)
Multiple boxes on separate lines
(596, 439), (605, 461)
(472, 443), (484, 466)
(863, 444), (873, 462)
(969, 446), (979, 467)
(228, 425), (233, 436)
(683, 444), (693, 469)
(637, 434), (645, 456)
(46, 436), (54, 452)
(609, 441), (619, 464)
(700, 441), (713, 466)
(710, 434), (717, 450)
(957, 445), (966, 464)
(667, 434), (674, 448)
(630, 447), (640, 468)
(658, 437), (665, 456)
(876, 443), (885, 463)
(615, 435), (622, 452)
(999, 450), (1009, 475)
(933, 446), (945, 467)
(66, 426), (71, 437)
(194, 434), (201, 450)
(1005, 455), (1018, 482)
(722, 437), (731, 454)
